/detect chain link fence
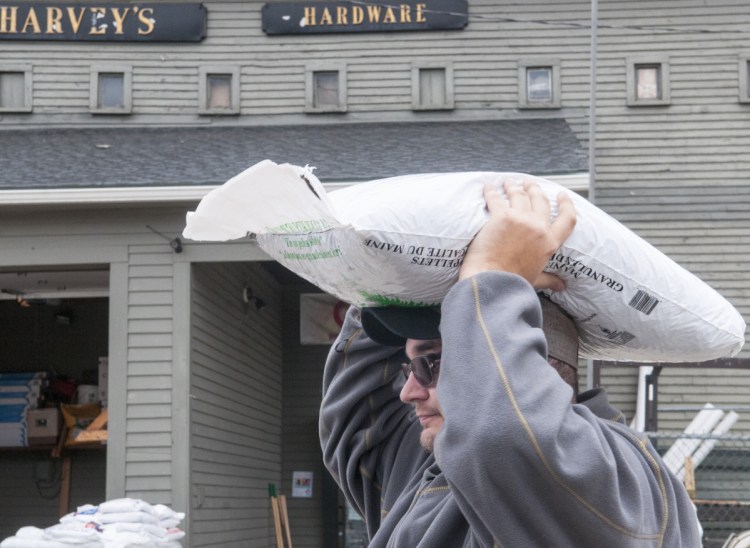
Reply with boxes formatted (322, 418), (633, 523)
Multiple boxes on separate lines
(648, 426), (750, 548)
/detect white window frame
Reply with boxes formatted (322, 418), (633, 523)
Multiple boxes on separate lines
(90, 65), (132, 114)
(627, 56), (671, 106)
(305, 63), (347, 113)
(518, 59), (561, 109)
(411, 62), (454, 111)
(0, 64), (32, 113)
(739, 55), (750, 104)
(198, 66), (240, 115)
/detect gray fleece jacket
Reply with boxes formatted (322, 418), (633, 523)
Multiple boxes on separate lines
(319, 272), (702, 547)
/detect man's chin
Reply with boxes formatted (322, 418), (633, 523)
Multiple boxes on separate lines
(420, 428), (437, 453)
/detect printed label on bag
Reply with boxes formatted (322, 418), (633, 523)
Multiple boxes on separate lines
(362, 238), (468, 267)
(628, 289), (660, 315)
(265, 219), (334, 234)
(546, 252), (624, 292)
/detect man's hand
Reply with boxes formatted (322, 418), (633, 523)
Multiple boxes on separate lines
(459, 179), (576, 291)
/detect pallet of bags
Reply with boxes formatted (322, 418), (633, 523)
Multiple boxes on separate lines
(0, 372), (46, 447)
(0, 497), (186, 547)
(0, 421), (26, 448)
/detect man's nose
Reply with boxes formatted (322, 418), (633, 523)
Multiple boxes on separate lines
(399, 372), (429, 403)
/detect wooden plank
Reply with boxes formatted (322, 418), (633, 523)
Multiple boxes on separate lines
(695, 500), (750, 523)
(684, 456), (697, 500)
(59, 455), (72, 517)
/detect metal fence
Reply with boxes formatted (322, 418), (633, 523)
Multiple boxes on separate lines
(647, 429), (750, 548)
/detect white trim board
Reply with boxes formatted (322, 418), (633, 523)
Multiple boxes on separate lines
(0, 173), (589, 207)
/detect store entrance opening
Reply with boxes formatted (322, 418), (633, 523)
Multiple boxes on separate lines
(0, 269), (109, 539)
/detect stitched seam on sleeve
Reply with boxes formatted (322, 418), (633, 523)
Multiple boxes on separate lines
(343, 329), (361, 369)
(321, 330), (362, 438)
(366, 393), (374, 450)
(417, 485), (450, 497)
(383, 355), (394, 384)
(470, 278), (660, 541)
(621, 429), (669, 548)
(359, 464), (382, 492)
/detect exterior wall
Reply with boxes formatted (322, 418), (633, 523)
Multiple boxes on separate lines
(0, 205), (197, 518)
(189, 261), (283, 546)
(0, 201), (330, 544)
(592, 0), (750, 433)
(281, 284), (334, 548)
(123, 243), (184, 502)
(0, 0), (592, 131)
(0, 444), (106, 539)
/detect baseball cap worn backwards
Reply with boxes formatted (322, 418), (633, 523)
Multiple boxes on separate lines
(361, 307), (441, 346)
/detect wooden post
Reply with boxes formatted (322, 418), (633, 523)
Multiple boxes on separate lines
(684, 456), (696, 500)
(279, 494), (293, 547)
(59, 454), (72, 517)
(269, 484), (284, 548)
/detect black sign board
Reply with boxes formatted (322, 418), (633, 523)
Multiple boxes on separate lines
(0, 3), (206, 41)
(262, 0), (468, 35)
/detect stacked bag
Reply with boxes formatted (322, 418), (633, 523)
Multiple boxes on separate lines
(0, 372), (46, 447)
(0, 498), (185, 547)
(183, 160), (746, 362)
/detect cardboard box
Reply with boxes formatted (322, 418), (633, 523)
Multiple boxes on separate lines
(61, 403), (100, 446)
(27, 408), (61, 446)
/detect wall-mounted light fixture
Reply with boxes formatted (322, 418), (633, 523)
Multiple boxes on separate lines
(242, 286), (266, 311)
(146, 225), (183, 254)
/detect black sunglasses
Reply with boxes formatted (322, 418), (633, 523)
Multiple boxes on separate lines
(401, 353), (441, 388)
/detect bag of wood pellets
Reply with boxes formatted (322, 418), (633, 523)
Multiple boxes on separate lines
(183, 159), (746, 362)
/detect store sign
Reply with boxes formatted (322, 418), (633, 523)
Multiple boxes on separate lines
(0, 3), (207, 41)
(262, 0), (468, 35)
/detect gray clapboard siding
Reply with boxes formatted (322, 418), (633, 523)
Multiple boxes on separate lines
(1, 0), (598, 123)
(657, 368), (750, 433)
(123, 239), (179, 506)
(595, 365), (639, 422)
(280, 283), (333, 548)
(0, 206), (195, 515)
(592, 0), (750, 435)
(190, 261), (282, 547)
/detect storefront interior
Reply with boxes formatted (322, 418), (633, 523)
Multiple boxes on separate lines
(0, 269), (109, 539)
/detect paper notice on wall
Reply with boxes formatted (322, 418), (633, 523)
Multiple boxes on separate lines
(299, 293), (348, 345)
(292, 471), (314, 498)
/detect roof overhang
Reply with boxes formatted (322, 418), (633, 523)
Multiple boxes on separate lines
(0, 172), (589, 207)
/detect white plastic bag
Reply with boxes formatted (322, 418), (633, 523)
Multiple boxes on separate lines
(183, 160), (746, 362)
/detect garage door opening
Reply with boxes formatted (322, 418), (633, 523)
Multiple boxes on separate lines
(0, 268), (109, 539)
